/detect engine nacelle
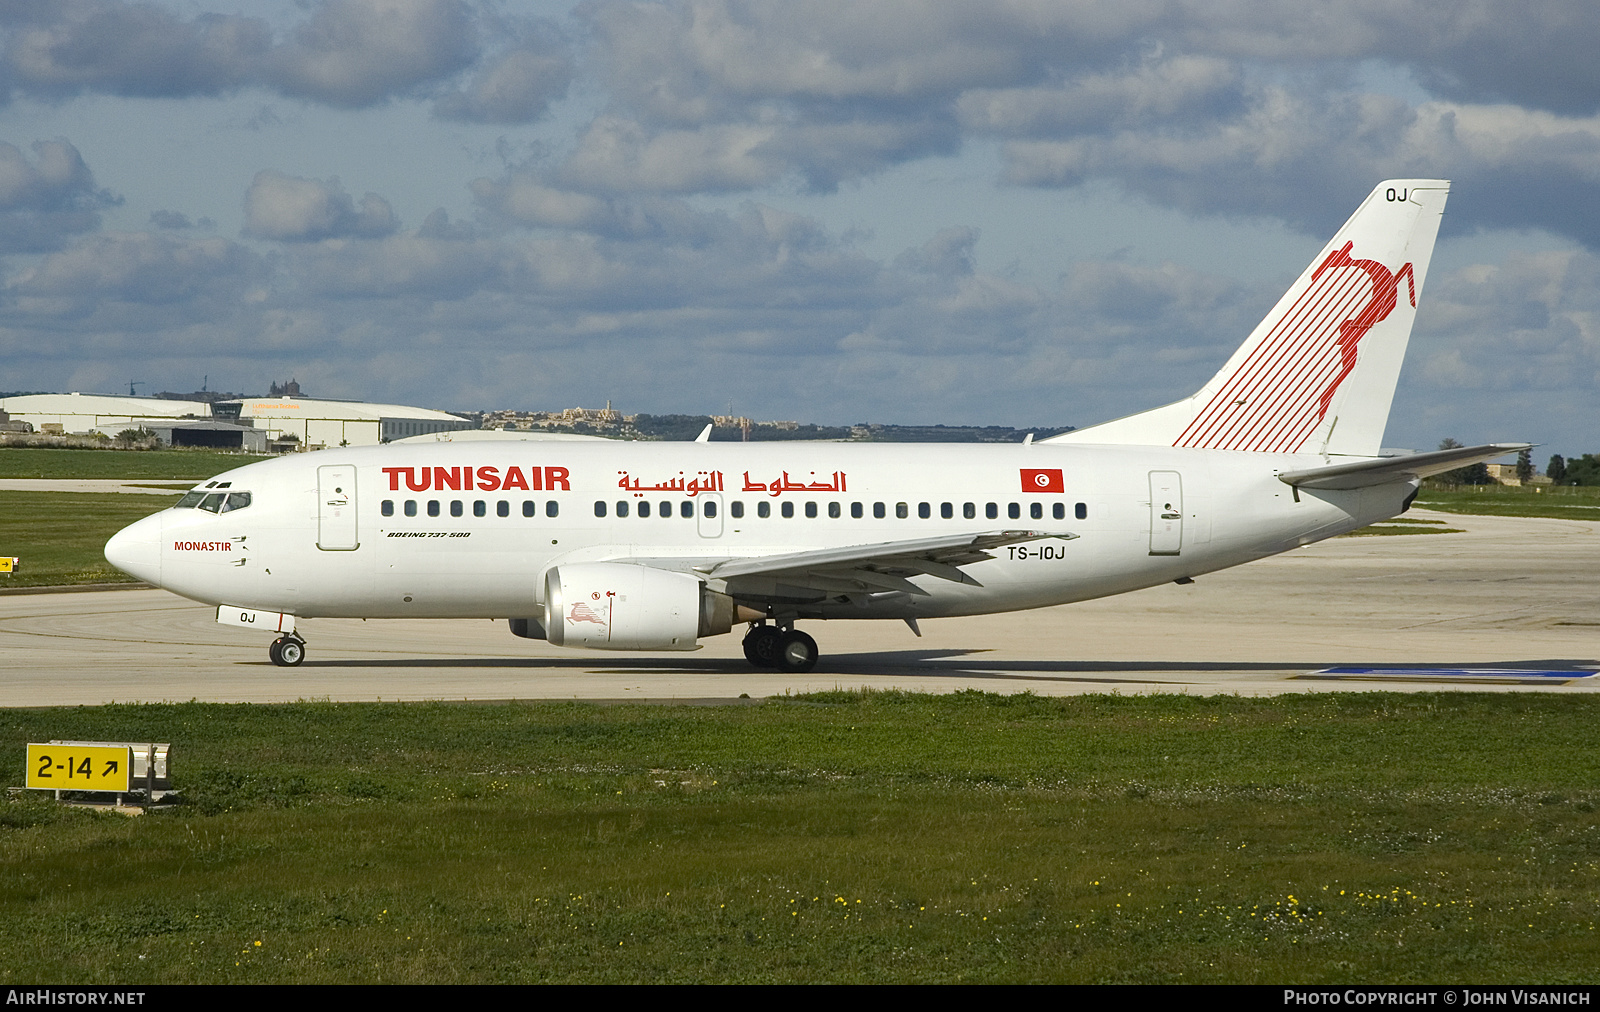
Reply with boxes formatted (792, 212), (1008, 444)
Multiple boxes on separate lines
(544, 563), (734, 651)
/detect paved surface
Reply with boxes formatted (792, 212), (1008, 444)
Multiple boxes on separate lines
(1, 510), (1594, 706)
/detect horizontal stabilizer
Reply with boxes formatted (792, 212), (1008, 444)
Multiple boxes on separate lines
(1277, 443), (1530, 490)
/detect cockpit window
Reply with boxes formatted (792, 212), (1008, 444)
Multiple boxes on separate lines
(219, 492), (251, 513)
(198, 493), (226, 513)
(175, 492), (206, 508)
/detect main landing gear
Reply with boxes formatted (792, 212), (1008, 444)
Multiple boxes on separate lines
(269, 635), (306, 667)
(741, 623), (818, 673)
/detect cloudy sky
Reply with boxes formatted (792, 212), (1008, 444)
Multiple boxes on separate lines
(1, 1), (1596, 454)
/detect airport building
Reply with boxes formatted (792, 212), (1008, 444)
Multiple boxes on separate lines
(0, 393), (213, 434)
(0, 392), (474, 449)
(215, 397), (473, 449)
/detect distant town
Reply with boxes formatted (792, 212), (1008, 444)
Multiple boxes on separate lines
(0, 380), (1074, 450)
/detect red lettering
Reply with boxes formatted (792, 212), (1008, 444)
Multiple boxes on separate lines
(384, 463), (565, 493)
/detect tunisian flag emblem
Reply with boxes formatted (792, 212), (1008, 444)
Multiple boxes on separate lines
(1020, 468), (1064, 493)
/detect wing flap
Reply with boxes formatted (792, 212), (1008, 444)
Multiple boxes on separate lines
(694, 530), (1077, 585)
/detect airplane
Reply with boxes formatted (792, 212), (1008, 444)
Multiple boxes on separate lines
(105, 179), (1527, 673)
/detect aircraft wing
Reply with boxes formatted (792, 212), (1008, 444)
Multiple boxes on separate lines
(1277, 442), (1531, 490)
(680, 530), (1077, 596)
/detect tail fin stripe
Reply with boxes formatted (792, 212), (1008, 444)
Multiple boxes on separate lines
(1179, 266), (1370, 450)
(1230, 274), (1373, 451)
(1179, 266), (1366, 447)
(1196, 260), (1386, 452)
(1209, 271), (1368, 450)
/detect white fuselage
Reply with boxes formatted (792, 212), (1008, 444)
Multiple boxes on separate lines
(105, 440), (1414, 625)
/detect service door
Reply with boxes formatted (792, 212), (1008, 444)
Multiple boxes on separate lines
(697, 494), (724, 538)
(318, 464), (360, 551)
(1148, 471), (1183, 556)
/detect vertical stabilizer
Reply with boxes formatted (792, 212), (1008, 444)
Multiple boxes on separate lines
(1049, 180), (1449, 457)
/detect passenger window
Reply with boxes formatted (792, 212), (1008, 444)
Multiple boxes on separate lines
(1030, 502), (1043, 520)
(450, 500), (463, 518)
(918, 502), (931, 519)
(963, 502), (975, 520)
(405, 500), (418, 517)
(874, 502), (886, 519)
(704, 500), (717, 518)
(758, 502), (770, 518)
(805, 502), (817, 518)
(497, 500), (509, 518)
(940, 502), (953, 519)
(730, 501), (744, 518)
(639, 501), (652, 518)
(428, 501), (441, 517)
(198, 493), (225, 513)
(381, 500), (394, 517)
(828, 502), (841, 519)
(1007, 503), (1020, 520)
(895, 502), (908, 519)
(680, 501), (693, 519)
(474, 500), (486, 518)
(174, 492), (205, 508)
(986, 503), (998, 520)
(546, 501), (559, 518)
(851, 502), (863, 519)
(1052, 503), (1065, 520)
(617, 501), (630, 517)
(594, 501), (608, 518)
(220, 492), (252, 513)
(659, 500), (670, 518)
(781, 502), (794, 518)
(1076, 502), (1088, 520)
(522, 500), (535, 517)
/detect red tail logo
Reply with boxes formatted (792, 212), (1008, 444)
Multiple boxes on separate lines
(1308, 242), (1416, 422)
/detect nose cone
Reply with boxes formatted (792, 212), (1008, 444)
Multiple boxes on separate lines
(105, 512), (163, 585)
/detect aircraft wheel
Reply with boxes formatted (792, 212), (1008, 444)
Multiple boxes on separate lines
(777, 629), (818, 674)
(742, 625), (783, 668)
(271, 636), (305, 667)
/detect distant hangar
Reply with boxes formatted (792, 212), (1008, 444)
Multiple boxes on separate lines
(0, 393), (472, 450)
(215, 397), (473, 448)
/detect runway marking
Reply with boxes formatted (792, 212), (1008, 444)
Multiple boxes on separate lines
(1300, 666), (1598, 685)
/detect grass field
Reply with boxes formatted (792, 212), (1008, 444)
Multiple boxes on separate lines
(1417, 483), (1600, 521)
(0, 492), (179, 587)
(0, 448), (270, 480)
(2, 692), (1597, 984)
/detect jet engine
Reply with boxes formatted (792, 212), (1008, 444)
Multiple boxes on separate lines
(543, 562), (734, 650)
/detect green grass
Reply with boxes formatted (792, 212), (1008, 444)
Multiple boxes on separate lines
(1417, 483), (1600, 521)
(0, 492), (178, 587)
(2, 692), (1597, 983)
(0, 447), (270, 480)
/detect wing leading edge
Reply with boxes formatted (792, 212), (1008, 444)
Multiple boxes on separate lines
(623, 530), (1079, 598)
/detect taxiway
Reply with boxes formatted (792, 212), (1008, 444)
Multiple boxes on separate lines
(1, 510), (1593, 706)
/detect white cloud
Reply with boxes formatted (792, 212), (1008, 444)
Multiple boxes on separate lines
(242, 170), (397, 242)
(268, 0), (477, 108)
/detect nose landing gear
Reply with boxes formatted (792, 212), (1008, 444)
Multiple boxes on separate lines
(269, 635), (306, 667)
(741, 623), (818, 673)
